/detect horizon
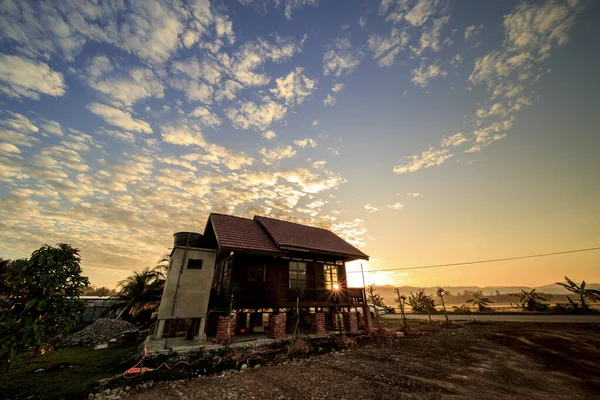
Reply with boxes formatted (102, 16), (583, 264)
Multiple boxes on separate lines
(1, 0), (599, 289)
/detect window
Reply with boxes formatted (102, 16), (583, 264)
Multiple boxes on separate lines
(289, 261), (307, 290)
(324, 264), (338, 290)
(248, 264), (265, 281)
(187, 259), (203, 269)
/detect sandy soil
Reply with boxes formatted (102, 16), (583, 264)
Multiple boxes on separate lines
(124, 323), (600, 399)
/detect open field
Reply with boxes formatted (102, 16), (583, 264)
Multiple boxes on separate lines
(383, 313), (600, 323)
(121, 322), (600, 400)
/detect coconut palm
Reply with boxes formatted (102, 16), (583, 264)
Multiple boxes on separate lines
(511, 289), (548, 311)
(466, 291), (493, 312)
(116, 267), (165, 319)
(408, 289), (435, 322)
(394, 288), (408, 330)
(556, 277), (600, 310)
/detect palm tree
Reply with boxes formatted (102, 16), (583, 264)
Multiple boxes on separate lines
(556, 277), (600, 310)
(511, 289), (548, 311)
(466, 291), (493, 312)
(116, 267), (165, 319)
(436, 287), (450, 323)
(408, 289), (435, 322)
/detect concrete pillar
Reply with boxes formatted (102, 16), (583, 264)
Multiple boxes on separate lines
(196, 317), (207, 342)
(154, 319), (166, 339)
(268, 313), (287, 339)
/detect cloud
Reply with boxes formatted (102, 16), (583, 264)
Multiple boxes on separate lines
(464, 24), (483, 40)
(405, 0), (437, 26)
(311, 120), (319, 126)
(364, 204), (378, 213)
(259, 145), (297, 164)
(323, 94), (336, 107)
(0, 55), (66, 99)
(359, 16), (367, 28)
(387, 202), (404, 210)
(393, 147), (452, 174)
(368, 28), (410, 67)
(87, 103), (152, 133)
(262, 130), (277, 140)
(323, 37), (363, 77)
(293, 138), (317, 148)
(226, 99), (287, 131)
(190, 107), (222, 128)
(280, 0), (319, 19)
(410, 62), (447, 87)
(0, 112), (40, 148)
(406, 192), (421, 197)
(441, 133), (468, 147)
(39, 120), (63, 137)
(270, 67), (317, 105)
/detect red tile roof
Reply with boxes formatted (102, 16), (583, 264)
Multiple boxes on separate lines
(209, 213), (282, 254)
(207, 213), (368, 260)
(254, 216), (368, 260)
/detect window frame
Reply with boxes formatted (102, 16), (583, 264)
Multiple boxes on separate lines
(247, 264), (266, 282)
(187, 259), (204, 270)
(289, 261), (307, 290)
(324, 264), (338, 290)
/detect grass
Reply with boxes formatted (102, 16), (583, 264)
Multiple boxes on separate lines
(2, 345), (138, 400)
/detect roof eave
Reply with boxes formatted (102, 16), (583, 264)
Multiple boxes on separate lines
(278, 245), (369, 261)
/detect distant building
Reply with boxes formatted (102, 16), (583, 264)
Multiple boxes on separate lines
(148, 213), (370, 351)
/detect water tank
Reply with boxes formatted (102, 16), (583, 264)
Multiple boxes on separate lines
(173, 232), (204, 248)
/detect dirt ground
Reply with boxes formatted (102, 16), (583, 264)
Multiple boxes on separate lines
(124, 322), (600, 400)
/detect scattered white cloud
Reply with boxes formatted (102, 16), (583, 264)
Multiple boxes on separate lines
(441, 133), (468, 147)
(387, 202), (404, 210)
(464, 24), (483, 40)
(359, 16), (367, 28)
(226, 99), (287, 131)
(311, 120), (319, 126)
(190, 107), (222, 128)
(323, 37), (363, 77)
(406, 192), (421, 197)
(87, 103), (152, 133)
(293, 138), (317, 148)
(0, 55), (66, 99)
(410, 63), (447, 87)
(262, 130), (277, 140)
(270, 67), (317, 105)
(324, 93), (337, 107)
(393, 147), (452, 174)
(260, 145), (297, 164)
(368, 28), (410, 67)
(364, 204), (378, 213)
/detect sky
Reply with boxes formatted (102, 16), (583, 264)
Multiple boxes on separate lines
(1, 0), (599, 289)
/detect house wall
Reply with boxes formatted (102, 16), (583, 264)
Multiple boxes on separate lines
(227, 253), (353, 309)
(157, 246), (217, 319)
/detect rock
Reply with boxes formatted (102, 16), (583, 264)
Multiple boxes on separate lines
(241, 364), (248, 370)
(64, 319), (138, 347)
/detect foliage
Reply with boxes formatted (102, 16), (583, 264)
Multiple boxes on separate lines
(452, 304), (471, 313)
(466, 291), (493, 312)
(116, 267), (165, 319)
(556, 276), (600, 310)
(83, 285), (118, 296)
(407, 289), (435, 312)
(365, 284), (385, 307)
(0, 244), (89, 372)
(511, 289), (548, 311)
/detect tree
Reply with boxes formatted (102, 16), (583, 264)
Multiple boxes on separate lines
(466, 291), (493, 312)
(511, 289), (548, 311)
(116, 267), (164, 319)
(556, 277), (600, 310)
(436, 287), (450, 323)
(394, 288), (408, 330)
(408, 289), (435, 322)
(0, 244), (89, 377)
(365, 284), (382, 329)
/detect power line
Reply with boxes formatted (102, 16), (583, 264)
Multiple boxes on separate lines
(347, 246), (600, 274)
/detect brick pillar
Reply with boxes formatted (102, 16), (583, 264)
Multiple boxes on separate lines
(236, 312), (247, 334)
(343, 311), (358, 332)
(362, 305), (373, 331)
(248, 312), (263, 333)
(268, 313), (287, 339)
(314, 312), (326, 335)
(216, 315), (236, 344)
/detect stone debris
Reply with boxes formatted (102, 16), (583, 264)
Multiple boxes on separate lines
(65, 319), (138, 347)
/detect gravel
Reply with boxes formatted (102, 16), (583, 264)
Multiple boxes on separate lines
(65, 319), (138, 347)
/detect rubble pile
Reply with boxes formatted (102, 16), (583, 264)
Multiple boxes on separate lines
(65, 318), (138, 347)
